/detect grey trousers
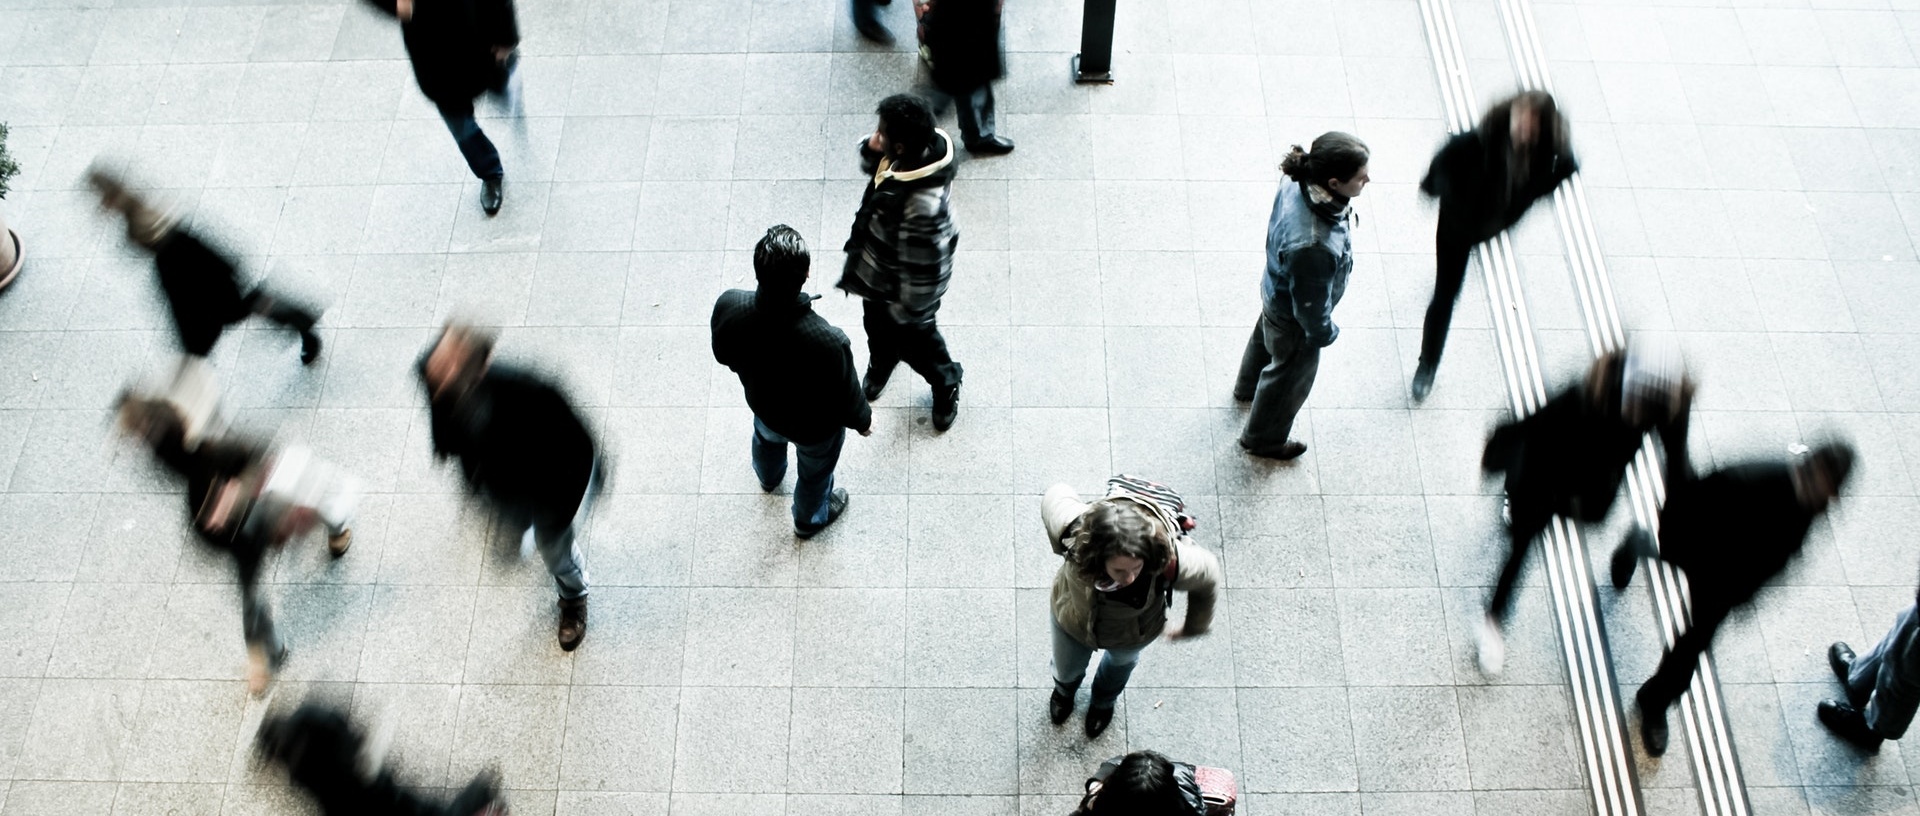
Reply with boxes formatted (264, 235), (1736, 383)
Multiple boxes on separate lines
(1051, 617), (1148, 707)
(500, 463), (599, 601)
(1234, 311), (1320, 453)
(1849, 603), (1920, 739)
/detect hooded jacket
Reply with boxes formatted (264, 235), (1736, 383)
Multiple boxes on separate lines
(1260, 179), (1353, 348)
(367, 0), (520, 107)
(1041, 483), (1222, 651)
(711, 287), (872, 445)
(838, 131), (960, 325)
(420, 361), (597, 523)
(1420, 108), (1578, 243)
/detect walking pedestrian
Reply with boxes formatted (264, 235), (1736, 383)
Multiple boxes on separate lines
(117, 392), (360, 694)
(368, 0), (522, 215)
(1233, 133), (1371, 460)
(418, 323), (601, 651)
(88, 168), (323, 365)
(712, 225), (873, 538)
(1412, 91), (1577, 402)
(1042, 476), (1221, 738)
(1823, 582), (1920, 753)
(919, 0), (1014, 155)
(259, 702), (507, 816)
(1614, 443), (1854, 756)
(1477, 345), (1692, 675)
(839, 94), (965, 431)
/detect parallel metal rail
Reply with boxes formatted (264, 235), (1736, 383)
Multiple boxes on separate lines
(1416, 0), (1643, 814)
(1493, 0), (1752, 812)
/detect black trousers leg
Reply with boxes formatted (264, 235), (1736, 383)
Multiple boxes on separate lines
(893, 317), (963, 390)
(1640, 598), (1731, 712)
(1421, 220), (1475, 369)
(1488, 499), (1552, 622)
(862, 299), (903, 380)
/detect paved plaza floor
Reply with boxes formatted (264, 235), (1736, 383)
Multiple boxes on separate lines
(1, 0), (1919, 813)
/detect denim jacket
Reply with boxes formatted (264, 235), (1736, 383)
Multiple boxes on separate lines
(1259, 179), (1352, 348)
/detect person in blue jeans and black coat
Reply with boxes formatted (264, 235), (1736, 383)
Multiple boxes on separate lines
(1234, 132), (1371, 461)
(713, 225), (874, 538)
(369, 0), (522, 216)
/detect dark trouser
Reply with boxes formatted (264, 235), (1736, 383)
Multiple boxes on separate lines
(851, 0), (883, 28)
(1421, 220), (1476, 370)
(1234, 311), (1319, 452)
(751, 418), (846, 528)
(1639, 591), (1735, 713)
(939, 83), (997, 146)
(862, 299), (964, 391)
(1487, 494), (1555, 622)
(436, 99), (504, 180)
(243, 289), (320, 339)
(1850, 604), (1920, 738)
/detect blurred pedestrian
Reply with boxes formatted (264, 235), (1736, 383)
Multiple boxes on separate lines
(713, 225), (873, 537)
(1478, 345), (1692, 675)
(259, 701), (507, 816)
(852, 0), (894, 43)
(418, 323), (600, 651)
(368, 0), (522, 215)
(1823, 581), (1920, 754)
(919, 0), (1014, 155)
(117, 392), (360, 694)
(89, 168), (323, 365)
(1075, 750), (1238, 816)
(1043, 476), (1221, 738)
(839, 94), (965, 431)
(1412, 91), (1576, 402)
(1614, 442), (1854, 756)
(1233, 133), (1371, 461)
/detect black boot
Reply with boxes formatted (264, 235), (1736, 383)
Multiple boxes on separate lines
(558, 597), (587, 652)
(1637, 687), (1669, 757)
(1410, 361), (1436, 403)
(932, 384), (960, 432)
(1830, 642), (1869, 707)
(1049, 684), (1076, 726)
(863, 365), (891, 402)
(1085, 701), (1115, 738)
(1611, 528), (1654, 590)
(1818, 700), (1884, 752)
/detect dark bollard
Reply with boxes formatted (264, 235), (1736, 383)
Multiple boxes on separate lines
(1073, 0), (1117, 83)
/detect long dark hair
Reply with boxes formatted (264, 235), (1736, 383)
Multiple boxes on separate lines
(1078, 751), (1191, 816)
(1279, 131), (1370, 188)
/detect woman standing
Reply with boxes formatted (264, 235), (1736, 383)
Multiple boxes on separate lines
(1233, 133), (1370, 461)
(1042, 477), (1222, 738)
(1412, 91), (1577, 402)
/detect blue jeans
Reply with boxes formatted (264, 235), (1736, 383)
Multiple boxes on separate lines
(436, 101), (504, 180)
(751, 418), (845, 528)
(1051, 616), (1148, 707)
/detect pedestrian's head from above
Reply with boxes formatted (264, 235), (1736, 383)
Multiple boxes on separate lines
(423, 322), (496, 402)
(1084, 751), (1186, 815)
(1794, 441), (1856, 511)
(112, 389), (183, 446)
(1279, 132), (1371, 200)
(1495, 90), (1562, 157)
(873, 94), (937, 160)
(1073, 501), (1170, 592)
(753, 224), (810, 293)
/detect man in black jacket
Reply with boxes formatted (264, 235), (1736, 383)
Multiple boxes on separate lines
(1477, 345), (1691, 675)
(921, 0), (1014, 155)
(1413, 91), (1577, 402)
(713, 226), (873, 538)
(1614, 442), (1855, 757)
(419, 323), (599, 650)
(840, 94), (965, 431)
(369, 0), (521, 215)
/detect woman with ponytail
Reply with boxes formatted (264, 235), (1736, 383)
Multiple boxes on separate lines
(1232, 132), (1370, 461)
(1413, 91), (1577, 402)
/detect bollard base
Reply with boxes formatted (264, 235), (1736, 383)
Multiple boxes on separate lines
(1071, 54), (1115, 84)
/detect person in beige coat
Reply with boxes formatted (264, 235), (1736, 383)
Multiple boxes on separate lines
(1043, 479), (1223, 738)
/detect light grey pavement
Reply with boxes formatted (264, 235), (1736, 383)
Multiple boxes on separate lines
(0, 0), (1913, 813)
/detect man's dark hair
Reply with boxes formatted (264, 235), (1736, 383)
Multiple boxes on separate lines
(1810, 442), (1857, 492)
(1085, 750), (1187, 815)
(877, 94), (936, 158)
(753, 225), (810, 291)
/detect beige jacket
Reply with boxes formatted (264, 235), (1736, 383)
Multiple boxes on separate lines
(1042, 483), (1222, 650)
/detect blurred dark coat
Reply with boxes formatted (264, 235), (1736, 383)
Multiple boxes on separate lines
(1655, 462), (1815, 609)
(422, 363), (597, 524)
(149, 425), (272, 586)
(1420, 108), (1578, 244)
(366, 0), (520, 107)
(153, 230), (254, 357)
(924, 0), (1005, 92)
(711, 288), (872, 445)
(1481, 383), (1689, 523)
(262, 703), (499, 816)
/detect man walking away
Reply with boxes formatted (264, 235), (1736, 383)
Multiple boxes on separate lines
(839, 94), (965, 431)
(1824, 581), (1920, 754)
(713, 225), (873, 538)
(418, 323), (600, 651)
(369, 0), (522, 215)
(921, 0), (1014, 155)
(1614, 442), (1854, 756)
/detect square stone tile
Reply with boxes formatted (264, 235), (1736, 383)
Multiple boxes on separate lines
(673, 686), (791, 794)
(559, 685), (679, 792)
(788, 687), (903, 794)
(903, 689), (1016, 795)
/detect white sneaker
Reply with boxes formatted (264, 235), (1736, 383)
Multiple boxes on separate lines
(1476, 615), (1506, 676)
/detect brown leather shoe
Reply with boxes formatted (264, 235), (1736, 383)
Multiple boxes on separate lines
(558, 597), (587, 652)
(328, 528), (352, 558)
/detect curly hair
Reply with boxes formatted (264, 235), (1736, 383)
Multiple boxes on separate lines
(1068, 500), (1171, 584)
